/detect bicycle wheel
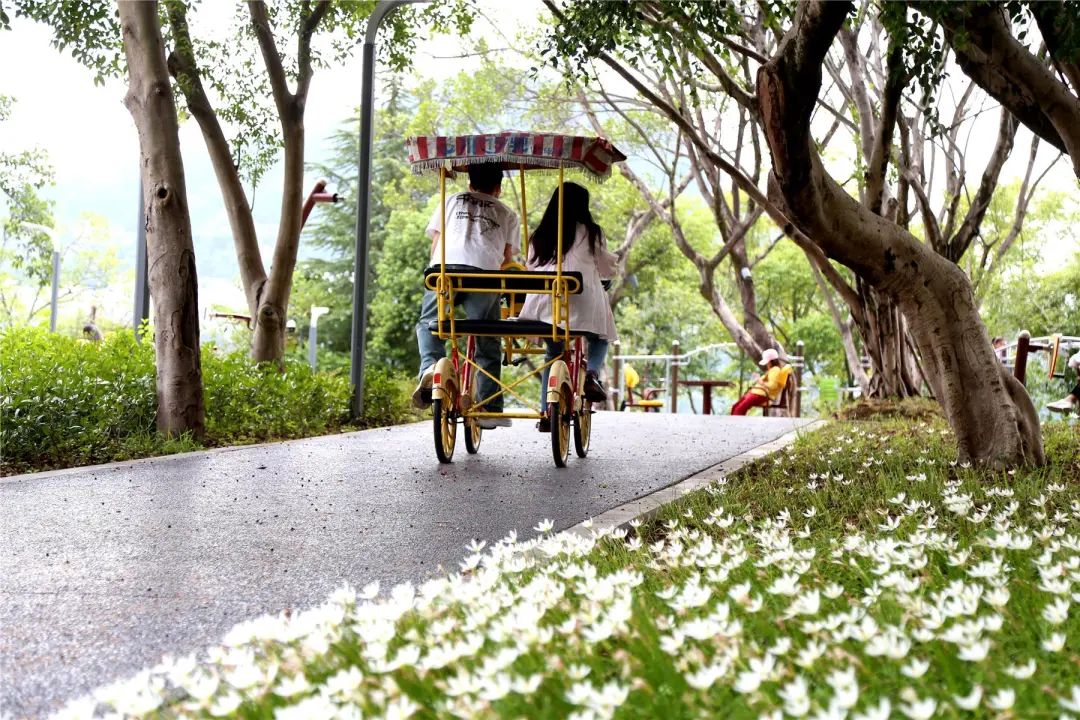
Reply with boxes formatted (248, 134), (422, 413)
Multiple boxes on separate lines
(433, 382), (458, 464)
(574, 401), (591, 457)
(551, 385), (572, 467)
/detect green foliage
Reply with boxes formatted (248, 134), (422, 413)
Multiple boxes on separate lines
(980, 250), (1080, 340)
(0, 94), (55, 286)
(13, 0), (123, 85)
(0, 328), (416, 473)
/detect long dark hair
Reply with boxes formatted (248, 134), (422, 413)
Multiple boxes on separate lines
(529, 182), (603, 266)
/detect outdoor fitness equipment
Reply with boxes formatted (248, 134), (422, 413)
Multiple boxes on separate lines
(406, 132), (626, 466)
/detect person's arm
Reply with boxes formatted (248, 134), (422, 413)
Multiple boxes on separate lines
(596, 232), (618, 279)
(425, 202), (441, 262)
(503, 243), (513, 265)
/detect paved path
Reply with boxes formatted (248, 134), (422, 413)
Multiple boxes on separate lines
(1, 413), (810, 718)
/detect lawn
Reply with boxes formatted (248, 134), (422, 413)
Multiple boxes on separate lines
(61, 409), (1080, 719)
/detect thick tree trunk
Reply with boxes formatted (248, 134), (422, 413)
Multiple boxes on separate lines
(758, 0), (1043, 467)
(119, 0), (205, 437)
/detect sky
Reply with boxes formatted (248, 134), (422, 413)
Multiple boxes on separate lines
(1, 3), (1076, 335)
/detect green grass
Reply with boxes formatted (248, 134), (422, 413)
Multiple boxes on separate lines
(59, 413), (1080, 719)
(0, 327), (422, 474)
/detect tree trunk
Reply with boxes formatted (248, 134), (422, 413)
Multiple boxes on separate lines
(758, 0), (1043, 467)
(250, 117), (304, 363)
(119, 0), (205, 437)
(853, 280), (921, 398)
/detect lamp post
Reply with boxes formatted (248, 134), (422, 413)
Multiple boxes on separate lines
(351, 0), (423, 419)
(21, 222), (60, 332)
(308, 306), (330, 370)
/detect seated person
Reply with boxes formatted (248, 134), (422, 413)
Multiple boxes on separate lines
(413, 164), (519, 429)
(515, 182), (617, 430)
(1048, 350), (1080, 413)
(731, 348), (791, 415)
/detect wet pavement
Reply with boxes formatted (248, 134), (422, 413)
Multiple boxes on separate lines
(0, 412), (810, 718)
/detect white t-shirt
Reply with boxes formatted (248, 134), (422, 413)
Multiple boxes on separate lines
(425, 191), (519, 270)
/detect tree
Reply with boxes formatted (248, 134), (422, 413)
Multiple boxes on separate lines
(756, 1), (1041, 465)
(543, 0), (1045, 465)
(118, 0), (204, 436)
(17, 0), (469, 364)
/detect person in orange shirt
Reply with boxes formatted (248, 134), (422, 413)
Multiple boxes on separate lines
(731, 348), (792, 415)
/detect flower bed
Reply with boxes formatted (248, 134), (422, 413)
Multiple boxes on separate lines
(58, 418), (1080, 719)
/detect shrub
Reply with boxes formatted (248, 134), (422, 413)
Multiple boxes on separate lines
(0, 328), (416, 474)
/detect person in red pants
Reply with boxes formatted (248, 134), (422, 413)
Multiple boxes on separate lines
(732, 348), (791, 415)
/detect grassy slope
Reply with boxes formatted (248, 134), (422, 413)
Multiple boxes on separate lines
(69, 412), (1080, 719)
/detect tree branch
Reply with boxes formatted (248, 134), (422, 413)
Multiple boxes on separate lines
(297, 0), (330, 100)
(165, 0), (266, 314)
(945, 108), (1017, 263)
(248, 1), (292, 118)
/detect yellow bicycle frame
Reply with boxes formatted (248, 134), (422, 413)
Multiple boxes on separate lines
(432, 162), (575, 418)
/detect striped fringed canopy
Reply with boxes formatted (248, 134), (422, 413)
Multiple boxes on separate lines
(405, 132), (627, 181)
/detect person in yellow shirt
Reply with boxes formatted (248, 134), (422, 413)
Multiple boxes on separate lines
(731, 348), (792, 415)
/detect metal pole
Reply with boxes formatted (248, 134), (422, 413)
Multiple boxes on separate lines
(1014, 330), (1031, 386)
(670, 340), (680, 413)
(49, 249), (60, 333)
(350, 0), (419, 419)
(611, 340), (622, 411)
(794, 340), (805, 418)
(133, 177), (150, 340)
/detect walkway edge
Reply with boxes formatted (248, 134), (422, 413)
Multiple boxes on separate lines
(561, 419), (829, 540)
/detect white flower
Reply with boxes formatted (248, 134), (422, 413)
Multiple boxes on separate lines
(274, 674), (311, 698)
(1060, 685), (1080, 713)
(768, 573), (801, 596)
(796, 640), (827, 668)
(685, 662), (729, 690)
(852, 698), (891, 720)
(385, 695), (420, 720)
(778, 675), (811, 718)
(1004, 660), (1036, 679)
(1043, 633), (1067, 652)
(899, 696), (937, 720)
(987, 688), (1015, 711)
(534, 518), (554, 534)
(1043, 598), (1070, 625)
(957, 638), (990, 662)
(209, 691), (242, 717)
(325, 666), (363, 698)
(734, 655), (776, 694)
(901, 658), (929, 678)
(567, 664), (591, 681)
(952, 685), (982, 711)
(825, 667), (859, 710)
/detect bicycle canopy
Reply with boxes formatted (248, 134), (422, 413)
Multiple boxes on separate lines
(405, 132), (626, 181)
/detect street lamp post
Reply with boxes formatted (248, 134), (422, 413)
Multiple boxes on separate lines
(351, 0), (423, 419)
(309, 306), (330, 370)
(21, 222), (60, 332)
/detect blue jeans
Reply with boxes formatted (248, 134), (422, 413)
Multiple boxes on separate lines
(539, 333), (609, 410)
(416, 287), (503, 412)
